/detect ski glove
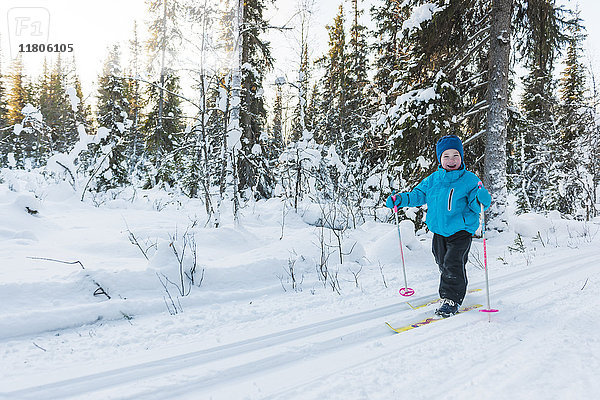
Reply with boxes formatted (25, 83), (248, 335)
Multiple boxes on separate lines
(475, 187), (491, 208)
(386, 193), (406, 209)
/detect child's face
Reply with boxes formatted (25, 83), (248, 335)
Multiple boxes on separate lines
(441, 149), (462, 171)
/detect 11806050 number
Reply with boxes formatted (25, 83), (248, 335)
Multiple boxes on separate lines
(19, 44), (74, 53)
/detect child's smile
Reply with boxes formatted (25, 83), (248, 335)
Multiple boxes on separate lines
(441, 149), (462, 171)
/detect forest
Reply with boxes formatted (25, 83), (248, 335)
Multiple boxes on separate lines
(0, 0), (598, 229)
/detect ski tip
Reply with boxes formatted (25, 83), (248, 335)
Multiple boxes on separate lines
(479, 309), (499, 313)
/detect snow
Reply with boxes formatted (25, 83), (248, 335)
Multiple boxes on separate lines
(402, 3), (446, 33)
(22, 104), (44, 122)
(65, 87), (81, 112)
(1, 171), (600, 399)
(13, 124), (23, 136)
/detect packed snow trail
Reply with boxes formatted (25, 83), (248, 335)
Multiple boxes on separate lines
(3, 248), (597, 400)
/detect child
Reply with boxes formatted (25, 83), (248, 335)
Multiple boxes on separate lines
(386, 134), (491, 317)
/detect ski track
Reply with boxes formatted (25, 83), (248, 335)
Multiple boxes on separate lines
(2, 247), (598, 400)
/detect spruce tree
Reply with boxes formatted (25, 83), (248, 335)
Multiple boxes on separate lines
(7, 55), (27, 127)
(557, 12), (596, 218)
(314, 5), (346, 148)
(125, 21), (146, 177)
(142, 71), (184, 187)
(0, 47), (10, 167)
(235, 0), (275, 199)
(375, 1), (488, 188)
(514, 0), (569, 212)
(289, 0), (314, 144)
(269, 83), (284, 160)
(37, 55), (78, 154)
(345, 0), (371, 163)
(146, 0), (185, 188)
(0, 51), (8, 129)
(6, 55), (50, 167)
(94, 45), (132, 190)
(368, 0), (408, 172)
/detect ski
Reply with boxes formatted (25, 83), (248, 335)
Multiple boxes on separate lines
(385, 304), (483, 333)
(405, 288), (482, 310)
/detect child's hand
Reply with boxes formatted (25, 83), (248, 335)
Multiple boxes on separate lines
(476, 187), (491, 206)
(386, 193), (403, 209)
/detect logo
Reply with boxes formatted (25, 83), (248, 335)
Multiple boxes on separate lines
(6, 7), (50, 59)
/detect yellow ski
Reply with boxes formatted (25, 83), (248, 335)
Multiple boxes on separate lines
(386, 304), (483, 333)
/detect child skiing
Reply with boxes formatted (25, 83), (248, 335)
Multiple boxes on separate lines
(386, 135), (491, 317)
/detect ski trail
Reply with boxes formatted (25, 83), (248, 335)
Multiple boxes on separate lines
(3, 247), (597, 400)
(269, 249), (600, 400)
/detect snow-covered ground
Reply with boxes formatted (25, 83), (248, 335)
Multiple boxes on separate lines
(1, 169), (599, 400)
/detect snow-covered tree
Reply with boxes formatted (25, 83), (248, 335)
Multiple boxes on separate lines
(93, 45), (132, 190)
(314, 5), (347, 147)
(7, 55), (28, 127)
(124, 21), (146, 177)
(236, 0), (275, 199)
(512, 0), (570, 213)
(556, 13), (597, 218)
(145, 0), (185, 188)
(142, 71), (184, 188)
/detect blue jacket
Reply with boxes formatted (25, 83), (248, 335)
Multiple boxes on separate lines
(387, 166), (491, 237)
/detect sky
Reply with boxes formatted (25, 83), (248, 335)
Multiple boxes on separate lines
(1, 0), (599, 106)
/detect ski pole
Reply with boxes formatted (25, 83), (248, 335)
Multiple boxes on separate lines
(392, 194), (414, 297)
(477, 183), (498, 318)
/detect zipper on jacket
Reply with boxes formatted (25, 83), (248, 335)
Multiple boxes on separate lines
(447, 188), (454, 211)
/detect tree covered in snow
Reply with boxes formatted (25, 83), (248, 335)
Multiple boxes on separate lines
(123, 21), (146, 178)
(145, 0), (186, 189)
(510, 0), (570, 213)
(6, 55), (28, 128)
(1, 0), (598, 229)
(556, 13), (599, 219)
(142, 72), (184, 188)
(236, 0), (275, 200)
(93, 45), (132, 191)
(0, 48), (10, 167)
(36, 55), (83, 155)
(369, 0), (491, 229)
(314, 5), (347, 148)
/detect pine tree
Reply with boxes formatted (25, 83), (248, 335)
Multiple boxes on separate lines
(0, 45), (10, 167)
(94, 45), (132, 190)
(71, 72), (93, 136)
(0, 50), (8, 130)
(367, 0), (497, 228)
(559, 12), (587, 144)
(146, 0), (185, 188)
(376, 1), (487, 188)
(142, 71), (184, 187)
(6, 55), (50, 167)
(236, 0), (275, 199)
(38, 55), (76, 154)
(314, 5), (346, 147)
(289, 0), (314, 144)
(124, 21), (146, 177)
(345, 0), (371, 163)
(557, 12), (596, 218)
(514, 0), (569, 212)
(368, 0), (408, 172)
(269, 83), (284, 159)
(7, 55), (27, 127)
(0, 78), (9, 167)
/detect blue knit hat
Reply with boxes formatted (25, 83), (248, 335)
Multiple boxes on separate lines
(436, 135), (464, 163)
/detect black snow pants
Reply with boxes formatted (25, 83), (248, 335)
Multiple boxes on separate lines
(432, 230), (472, 305)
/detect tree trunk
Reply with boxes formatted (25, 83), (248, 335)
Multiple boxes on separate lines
(484, 0), (512, 228)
